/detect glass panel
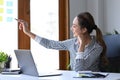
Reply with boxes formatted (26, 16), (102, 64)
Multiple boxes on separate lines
(0, 0), (18, 68)
(30, 0), (59, 71)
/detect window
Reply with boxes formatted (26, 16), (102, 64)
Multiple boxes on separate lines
(0, 0), (18, 68)
(18, 0), (69, 70)
(30, 0), (59, 70)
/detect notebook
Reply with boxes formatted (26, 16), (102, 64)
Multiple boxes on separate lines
(14, 49), (62, 77)
(73, 71), (109, 78)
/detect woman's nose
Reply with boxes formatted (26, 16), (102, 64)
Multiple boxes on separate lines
(71, 26), (73, 31)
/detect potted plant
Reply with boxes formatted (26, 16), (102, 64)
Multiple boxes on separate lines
(0, 51), (8, 72)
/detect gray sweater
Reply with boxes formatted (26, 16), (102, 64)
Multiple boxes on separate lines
(34, 35), (103, 72)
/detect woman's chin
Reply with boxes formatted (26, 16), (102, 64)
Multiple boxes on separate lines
(73, 35), (77, 37)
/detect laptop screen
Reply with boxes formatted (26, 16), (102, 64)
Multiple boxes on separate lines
(14, 49), (39, 76)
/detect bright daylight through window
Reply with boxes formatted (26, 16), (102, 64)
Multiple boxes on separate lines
(30, 0), (59, 71)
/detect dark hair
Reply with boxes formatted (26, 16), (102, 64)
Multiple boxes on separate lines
(77, 12), (109, 65)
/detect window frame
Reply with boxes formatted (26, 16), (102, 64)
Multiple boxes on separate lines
(18, 0), (69, 70)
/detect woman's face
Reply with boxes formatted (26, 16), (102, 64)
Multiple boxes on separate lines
(71, 17), (82, 37)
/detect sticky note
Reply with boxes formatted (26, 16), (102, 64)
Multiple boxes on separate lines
(0, 8), (4, 13)
(0, 0), (4, 5)
(6, 1), (13, 7)
(7, 9), (13, 14)
(0, 16), (3, 22)
(6, 17), (13, 22)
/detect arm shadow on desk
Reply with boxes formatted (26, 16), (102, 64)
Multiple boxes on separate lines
(99, 34), (120, 73)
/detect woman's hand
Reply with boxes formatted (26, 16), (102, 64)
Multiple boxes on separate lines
(77, 36), (86, 52)
(15, 18), (30, 34)
(15, 18), (36, 39)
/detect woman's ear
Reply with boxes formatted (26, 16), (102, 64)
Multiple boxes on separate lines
(82, 27), (87, 33)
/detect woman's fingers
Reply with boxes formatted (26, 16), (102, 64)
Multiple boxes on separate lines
(15, 18), (24, 22)
(15, 18), (23, 22)
(15, 18), (28, 27)
(15, 18), (29, 34)
(19, 23), (23, 30)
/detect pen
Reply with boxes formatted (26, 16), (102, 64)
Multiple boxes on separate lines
(14, 18), (28, 27)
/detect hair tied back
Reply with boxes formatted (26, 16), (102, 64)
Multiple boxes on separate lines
(93, 25), (97, 30)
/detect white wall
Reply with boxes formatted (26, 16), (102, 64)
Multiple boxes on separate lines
(104, 0), (120, 34)
(86, 0), (99, 25)
(70, 0), (120, 36)
(70, 0), (87, 38)
(86, 0), (104, 34)
(69, 0), (104, 37)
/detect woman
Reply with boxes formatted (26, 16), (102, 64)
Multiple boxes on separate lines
(16, 12), (108, 72)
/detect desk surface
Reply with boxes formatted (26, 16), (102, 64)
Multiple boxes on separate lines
(0, 70), (120, 80)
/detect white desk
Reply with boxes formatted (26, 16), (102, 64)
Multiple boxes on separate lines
(0, 70), (120, 80)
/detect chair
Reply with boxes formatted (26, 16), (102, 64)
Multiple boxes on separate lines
(100, 34), (120, 72)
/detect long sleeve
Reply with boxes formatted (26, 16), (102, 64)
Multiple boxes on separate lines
(34, 35), (76, 50)
(73, 42), (103, 72)
(34, 35), (102, 72)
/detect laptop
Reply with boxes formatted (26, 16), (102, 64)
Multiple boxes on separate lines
(14, 49), (62, 77)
